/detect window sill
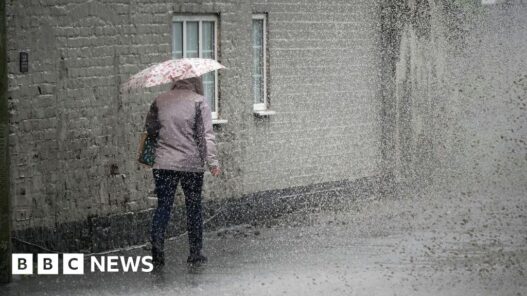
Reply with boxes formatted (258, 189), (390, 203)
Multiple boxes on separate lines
(253, 110), (276, 117)
(212, 119), (228, 125)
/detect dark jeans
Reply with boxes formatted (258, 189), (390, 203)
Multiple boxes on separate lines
(151, 169), (204, 254)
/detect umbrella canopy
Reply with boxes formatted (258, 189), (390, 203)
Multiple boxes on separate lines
(120, 58), (225, 93)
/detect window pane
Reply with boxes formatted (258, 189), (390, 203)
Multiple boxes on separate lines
(253, 20), (263, 47)
(253, 47), (263, 76)
(252, 19), (264, 105)
(186, 21), (199, 58)
(173, 22), (183, 59)
(173, 17), (217, 115)
(202, 22), (215, 111)
(253, 76), (263, 105)
(202, 22), (215, 59)
(203, 72), (215, 112)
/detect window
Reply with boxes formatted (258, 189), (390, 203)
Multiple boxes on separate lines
(252, 14), (268, 112)
(172, 15), (219, 119)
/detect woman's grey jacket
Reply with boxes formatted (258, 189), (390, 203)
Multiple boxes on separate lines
(144, 87), (219, 173)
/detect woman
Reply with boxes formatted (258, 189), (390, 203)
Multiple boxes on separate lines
(145, 76), (221, 269)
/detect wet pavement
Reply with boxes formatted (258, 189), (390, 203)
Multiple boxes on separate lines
(3, 180), (526, 296)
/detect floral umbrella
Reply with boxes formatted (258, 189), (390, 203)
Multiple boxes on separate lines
(120, 58), (225, 93)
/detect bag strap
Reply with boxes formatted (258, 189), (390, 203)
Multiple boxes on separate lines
(145, 101), (160, 140)
(194, 100), (206, 161)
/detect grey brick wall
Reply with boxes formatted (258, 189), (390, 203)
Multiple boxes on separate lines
(6, 0), (385, 247)
(242, 1), (383, 193)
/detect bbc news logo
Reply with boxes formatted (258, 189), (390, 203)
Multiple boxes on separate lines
(12, 254), (153, 275)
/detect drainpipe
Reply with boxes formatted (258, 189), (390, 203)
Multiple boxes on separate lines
(379, 0), (406, 195)
(0, 0), (11, 284)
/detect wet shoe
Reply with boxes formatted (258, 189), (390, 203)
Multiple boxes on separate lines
(187, 252), (208, 264)
(152, 247), (165, 271)
(152, 262), (164, 273)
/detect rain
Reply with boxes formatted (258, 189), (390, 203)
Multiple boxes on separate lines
(0, 0), (526, 295)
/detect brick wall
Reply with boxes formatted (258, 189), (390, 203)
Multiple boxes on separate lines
(392, 0), (527, 190)
(6, 0), (385, 246)
(242, 1), (383, 193)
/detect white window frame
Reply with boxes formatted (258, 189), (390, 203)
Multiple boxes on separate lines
(252, 14), (268, 112)
(172, 15), (220, 120)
